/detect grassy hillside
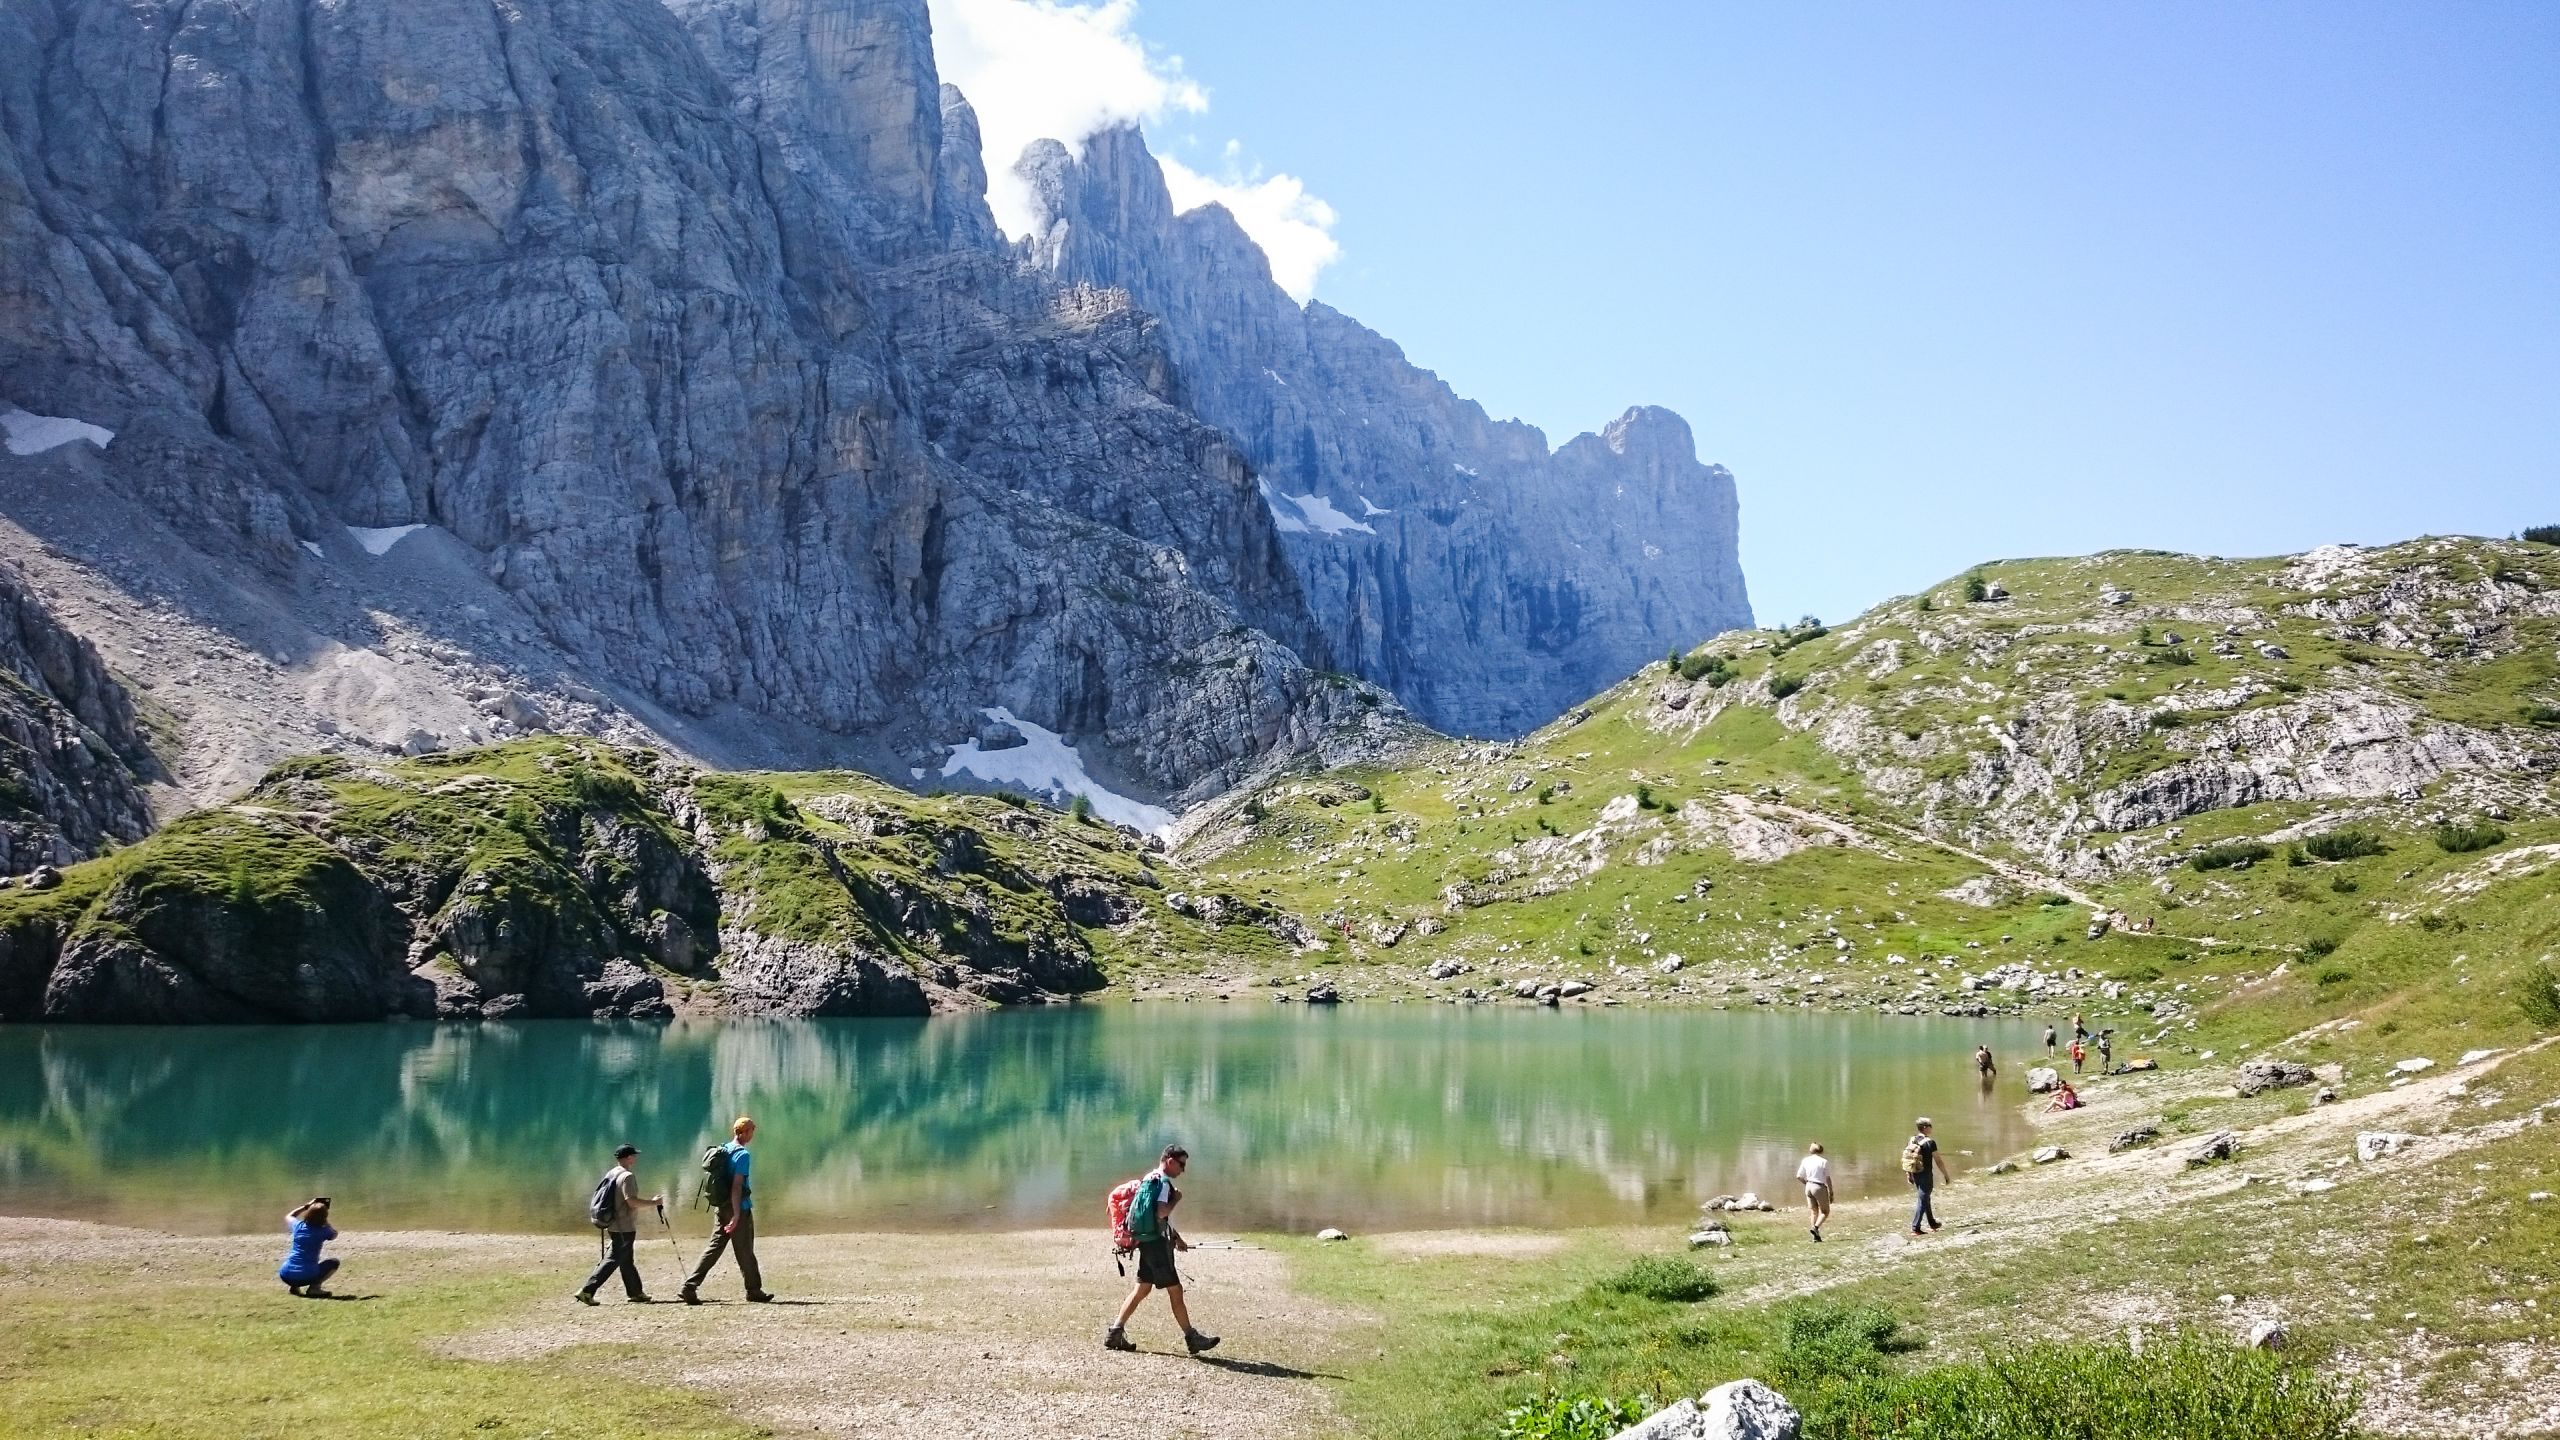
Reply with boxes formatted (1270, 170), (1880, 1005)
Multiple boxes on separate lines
(1178, 536), (2560, 1066)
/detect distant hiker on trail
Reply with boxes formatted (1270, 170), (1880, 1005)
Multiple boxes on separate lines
(1103, 1144), (1219, 1356)
(2047, 1079), (2082, 1112)
(1974, 1045), (1997, 1081)
(1901, 1118), (1952, 1237)
(1796, 1142), (1834, 1242)
(2043, 1024), (2058, 1052)
(682, 1116), (771, 1305)
(2070, 1038), (2086, 1075)
(278, 1197), (339, 1297)
(578, 1144), (662, 1305)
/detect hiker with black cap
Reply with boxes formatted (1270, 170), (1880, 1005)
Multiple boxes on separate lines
(1103, 1144), (1218, 1355)
(577, 1144), (662, 1305)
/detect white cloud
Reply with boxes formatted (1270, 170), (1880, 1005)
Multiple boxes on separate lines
(1160, 151), (1340, 301)
(929, 0), (1339, 298)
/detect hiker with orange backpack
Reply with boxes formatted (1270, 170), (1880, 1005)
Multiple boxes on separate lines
(1102, 1144), (1219, 1355)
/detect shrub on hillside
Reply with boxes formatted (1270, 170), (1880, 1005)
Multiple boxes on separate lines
(2433, 820), (2506, 854)
(2524, 703), (2560, 727)
(2302, 934), (2341, 960)
(1963, 576), (1989, 603)
(2303, 829), (2385, 862)
(2148, 647), (2197, 667)
(1679, 650), (1738, 686)
(2522, 524), (2560, 546)
(2191, 841), (2273, 871)
(2517, 962), (2560, 1030)
(1067, 793), (1093, 824)
(1593, 1256), (1718, 1304)
(1768, 674), (1806, 700)
(2148, 709), (2187, 729)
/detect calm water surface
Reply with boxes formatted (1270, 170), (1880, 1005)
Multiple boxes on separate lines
(0, 1007), (2043, 1234)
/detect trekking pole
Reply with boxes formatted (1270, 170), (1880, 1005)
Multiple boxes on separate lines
(658, 1200), (683, 1292)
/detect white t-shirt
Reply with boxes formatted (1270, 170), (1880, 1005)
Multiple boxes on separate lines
(1795, 1154), (1832, 1189)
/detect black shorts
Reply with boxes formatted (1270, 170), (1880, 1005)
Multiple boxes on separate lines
(1135, 1239), (1181, 1288)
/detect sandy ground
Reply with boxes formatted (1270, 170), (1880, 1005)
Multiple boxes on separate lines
(0, 1218), (1365, 1440)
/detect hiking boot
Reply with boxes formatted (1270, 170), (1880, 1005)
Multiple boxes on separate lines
(574, 1290), (599, 1306)
(1184, 1328), (1221, 1355)
(629, 1295), (654, 1304)
(745, 1291), (776, 1303)
(1809, 1227), (1823, 1242)
(1928, 1221), (1943, 1232)
(1908, 1228), (1926, 1238)
(1103, 1326), (1138, 1352)
(679, 1288), (701, 1306)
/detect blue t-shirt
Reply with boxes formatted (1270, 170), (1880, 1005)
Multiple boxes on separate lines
(279, 1218), (335, 1279)
(726, 1143), (752, 1212)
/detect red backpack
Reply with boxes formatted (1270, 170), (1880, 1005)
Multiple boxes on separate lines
(1106, 1174), (1145, 1254)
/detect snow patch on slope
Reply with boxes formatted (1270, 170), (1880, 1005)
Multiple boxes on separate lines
(939, 707), (1174, 833)
(0, 404), (112, 456)
(347, 524), (427, 556)
(1261, 484), (1374, 537)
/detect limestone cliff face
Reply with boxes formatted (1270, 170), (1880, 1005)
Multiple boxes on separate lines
(0, 0), (1746, 818)
(1016, 125), (1755, 737)
(0, 0), (1351, 805)
(0, 569), (155, 872)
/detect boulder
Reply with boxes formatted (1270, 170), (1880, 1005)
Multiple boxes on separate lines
(2314, 1087), (2338, 1105)
(2031, 1146), (2070, 1165)
(2355, 1131), (2418, 1162)
(1316, 1227), (1348, 1242)
(1687, 1229), (1733, 1249)
(1988, 1159), (2020, 1175)
(2186, 1131), (2237, 1166)
(1700, 1380), (1802, 1440)
(2245, 1319), (2289, 1351)
(1558, 980), (1594, 998)
(2025, 1066), (2060, 1093)
(2108, 1125), (2160, 1154)
(1305, 982), (1342, 1005)
(2391, 1057), (2434, 1075)
(1424, 959), (1466, 981)
(2236, 1059), (2316, 1097)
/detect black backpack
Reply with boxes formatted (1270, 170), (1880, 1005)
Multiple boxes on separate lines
(586, 1168), (621, 1229)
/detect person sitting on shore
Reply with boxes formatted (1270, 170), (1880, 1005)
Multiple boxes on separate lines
(2046, 1079), (2082, 1111)
(278, 1197), (339, 1297)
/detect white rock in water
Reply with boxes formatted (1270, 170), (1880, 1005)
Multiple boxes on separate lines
(1316, 1227), (1349, 1242)
(2392, 1057), (2435, 1074)
(2025, 1066), (2059, 1093)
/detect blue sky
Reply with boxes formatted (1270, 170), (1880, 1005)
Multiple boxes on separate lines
(937, 2), (2559, 627)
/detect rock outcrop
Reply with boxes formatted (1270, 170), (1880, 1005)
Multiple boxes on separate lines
(0, 568), (155, 872)
(1017, 124), (1753, 737)
(0, 737), (1270, 1023)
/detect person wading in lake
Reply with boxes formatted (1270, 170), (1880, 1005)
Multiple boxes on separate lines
(1901, 1118), (1952, 1237)
(1795, 1141), (1834, 1242)
(1974, 1044), (1997, 1082)
(277, 1196), (339, 1297)
(1103, 1144), (1219, 1355)
(682, 1116), (772, 1305)
(2043, 1023), (2058, 1053)
(578, 1144), (662, 1305)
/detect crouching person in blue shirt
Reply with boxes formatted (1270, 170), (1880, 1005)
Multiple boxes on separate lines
(278, 1197), (339, 1297)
